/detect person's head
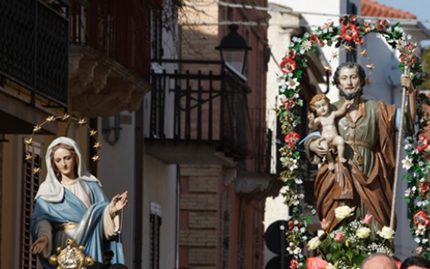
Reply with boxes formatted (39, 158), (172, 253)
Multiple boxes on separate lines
(50, 143), (79, 181)
(333, 62), (366, 100)
(310, 93), (330, 116)
(401, 256), (430, 269)
(361, 253), (397, 269)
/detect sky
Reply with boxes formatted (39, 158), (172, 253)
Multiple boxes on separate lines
(372, 0), (430, 28)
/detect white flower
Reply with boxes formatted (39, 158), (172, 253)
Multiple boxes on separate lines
(334, 205), (354, 220)
(402, 156), (413, 170)
(301, 40), (312, 52)
(285, 158), (298, 171)
(279, 94), (287, 101)
(377, 226), (395, 240)
(415, 224), (426, 236)
(326, 263), (336, 269)
(279, 85), (286, 93)
(307, 237), (321, 250)
(414, 237), (421, 243)
(286, 78), (300, 90)
(356, 227), (371, 239)
(295, 178), (303, 184)
(423, 238), (429, 244)
(405, 188), (412, 197)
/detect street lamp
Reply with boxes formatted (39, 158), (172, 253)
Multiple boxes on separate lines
(215, 24), (251, 75)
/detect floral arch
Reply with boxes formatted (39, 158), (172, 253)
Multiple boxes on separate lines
(277, 15), (430, 269)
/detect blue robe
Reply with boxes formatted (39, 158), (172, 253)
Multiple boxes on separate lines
(31, 180), (124, 268)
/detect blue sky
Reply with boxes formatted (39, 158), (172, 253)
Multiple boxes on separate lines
(372, 0), (430, 28)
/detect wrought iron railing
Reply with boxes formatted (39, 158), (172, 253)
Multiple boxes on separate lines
(0, 0), (69, 108)
(69, 0), (151, 80)
(147, 60), (256, 161)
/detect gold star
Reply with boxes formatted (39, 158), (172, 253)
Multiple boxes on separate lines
(78, 118), (87, 126)
(366, 78), (371, 84)
(93, 142), (102, 150)
(366, 64), (375, 70)
(33, 167), (40, 175)
(25, 138), (33, 145)
(46, 115), (56, 122)
(92, 155), (100, 162)
(331, 51), (338, 59)
(62, 114), (70, 121)
(25, 153), (32, 160)
(359, 49), (367, 57)
(89, 130), (97, 137)
(344, 45), (352, 51)
(324, 65), (332, 72)
(33, 125), (42, 133)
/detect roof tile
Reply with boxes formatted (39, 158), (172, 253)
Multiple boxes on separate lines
(361, 0), (416, 19)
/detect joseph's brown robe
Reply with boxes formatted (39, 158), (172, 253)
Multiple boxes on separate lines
(305, 98), (409, 232)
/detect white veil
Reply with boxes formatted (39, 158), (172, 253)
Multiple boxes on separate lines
(34, 136), (101, 202)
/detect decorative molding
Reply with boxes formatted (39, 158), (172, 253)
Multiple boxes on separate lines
(234, 172), (283, 201)
(68, 45), (151, 117)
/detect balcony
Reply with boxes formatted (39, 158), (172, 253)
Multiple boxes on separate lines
(68, 0), (151, 117)
(145, 60), (256, 166)
(0, 0), (69, 134)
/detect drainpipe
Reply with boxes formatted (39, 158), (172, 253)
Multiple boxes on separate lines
(134, 105), (144, 268)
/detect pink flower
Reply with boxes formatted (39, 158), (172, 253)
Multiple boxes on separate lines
(306, 257), (329, 269)
(334, 232), (344, 242)
(290, 259), (300, 269)
(321, 218), (329, 230)
(364, 214), (373, 225)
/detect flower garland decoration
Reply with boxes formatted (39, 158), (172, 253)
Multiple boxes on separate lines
(277, 15), (429, 269)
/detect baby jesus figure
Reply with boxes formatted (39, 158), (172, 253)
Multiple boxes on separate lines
(308, 93), (353, 170)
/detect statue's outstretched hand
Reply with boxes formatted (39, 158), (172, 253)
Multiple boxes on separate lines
(30, 235), (48, 254)
(109, 191), (128, 218)
(309, 137), (327, 157)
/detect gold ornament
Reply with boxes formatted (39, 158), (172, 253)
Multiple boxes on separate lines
(33, 167), (40, 175)
(89, 130), (97, 137)
(49, 238), (94, 269)
(324, 65), (332, 72)
(62, 114), (70, 121)
(33, 125), (42, 133)
(366, 64), (375, 70)
(359, 49), (367, 57)
(344, 45), (353, 51)
(331, 51), (338, 59)
(46, 115), (56, 122)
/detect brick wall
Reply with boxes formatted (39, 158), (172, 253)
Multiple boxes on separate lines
(179, 164), (223, 269)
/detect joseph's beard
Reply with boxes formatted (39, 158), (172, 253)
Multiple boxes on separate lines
(339, 87), (363, 100)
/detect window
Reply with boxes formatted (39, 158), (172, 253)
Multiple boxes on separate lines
(20, 140), (41, 269)
(150, 202), (162, 269)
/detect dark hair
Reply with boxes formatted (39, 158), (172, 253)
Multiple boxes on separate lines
(50, 143), (79, 181)
(333, 62), (367, 88)
(360, 253), (397, 269)
(401, 256), (430, 269)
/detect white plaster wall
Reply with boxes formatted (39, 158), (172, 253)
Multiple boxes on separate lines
(142, 155), (178, 269)
(98, 112), (136, 267)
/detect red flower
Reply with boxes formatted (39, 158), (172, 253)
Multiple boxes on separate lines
(280, 57), (297, 73)
(400, 54), (417, 65)
(413, 211), (430, 228)
(419, 182), (429, 193)
(341, 23), (358, 41)
(319, 40), (325, 48)
(306, 257), (329, 269)
(349, 15), (358, 22)
(417, 134), (429, 152)
(375, 19), (389, 30)
(290, 259), (300, 269)
(285, 132), (301, 148)
(309, 33), (319, 44)
(354, 36), (364, 46)
(285, 49), (297, 60)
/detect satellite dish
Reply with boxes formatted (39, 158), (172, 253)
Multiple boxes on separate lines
(384, 58), (403, 86)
